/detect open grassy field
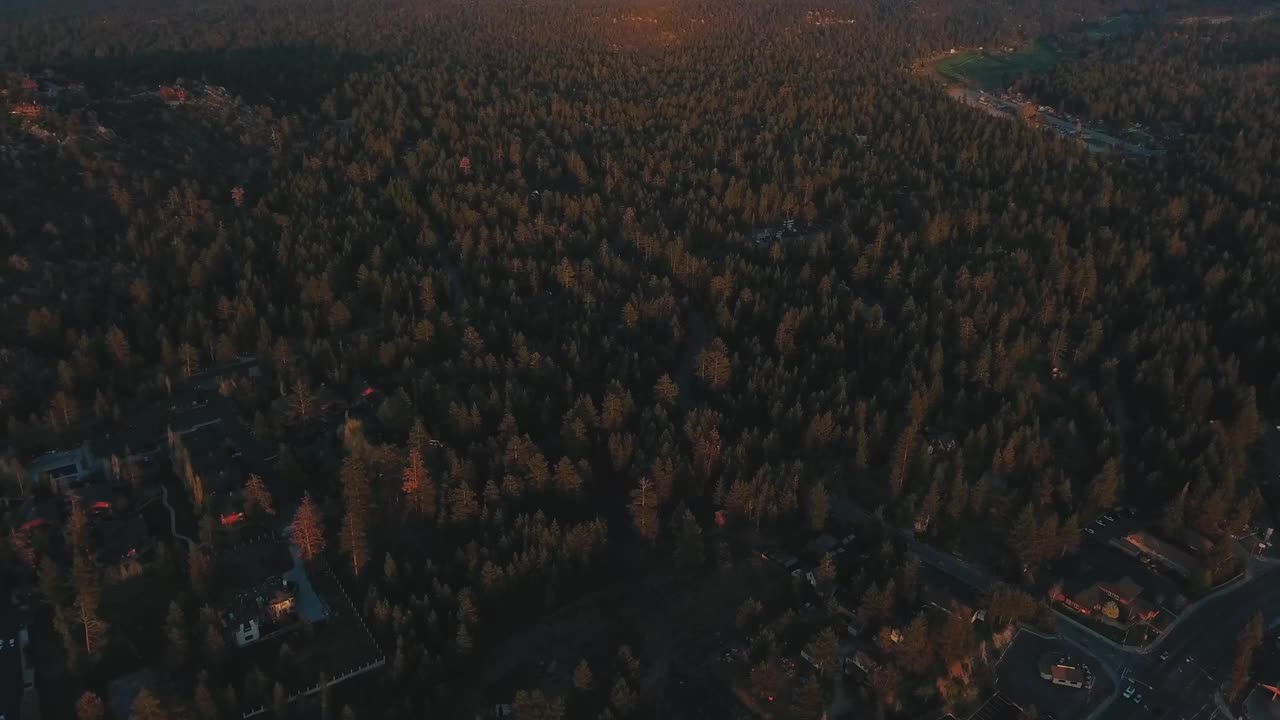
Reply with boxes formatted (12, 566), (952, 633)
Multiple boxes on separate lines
(933, 41), (1062, 90)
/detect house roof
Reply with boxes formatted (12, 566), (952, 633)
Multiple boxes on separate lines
(1100, 576), (1143, 604)
(1121, 531), (1202, 575)
(1052, 664), (1085, 684)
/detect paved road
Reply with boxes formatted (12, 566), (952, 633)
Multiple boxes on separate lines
(830, 495), (994, 592)
(948, 87), (1154, 156)
(0, 594), (24, 720)
(160, 483), (196, 549)
(831, 490), (1280, 720)
(1096, 565), (1280, 720)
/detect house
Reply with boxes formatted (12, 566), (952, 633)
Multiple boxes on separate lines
(1038, 653), (1086, 688)
(159, 85), (187, 104)
(805, 570), (836, 598)
(27, 445), (101, 492)
(846, 650), (878, 676)
(10, 102), (40, 119)
(1053, 576), (1159, 627)
(1048, 664), (1085, 688)
(924, 430), (958, 456)
(222, 576), (299, 647)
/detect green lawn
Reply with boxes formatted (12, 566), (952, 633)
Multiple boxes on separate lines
(934, 42), (1063, 90)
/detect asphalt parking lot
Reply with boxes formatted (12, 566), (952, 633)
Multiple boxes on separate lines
(970, 692), (1024, 720)
(996, 630), (1113, 720)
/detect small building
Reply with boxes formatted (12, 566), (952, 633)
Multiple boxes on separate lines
(222, 576), (299, 648)
(1038, 653), (1085, 689)
(159, 85), (187, 104)
(1049, 664), (1085, 688)
(847, 650), (878, 676)
(10, 102), (41, 119)
(27, 446), (101, 492)
(924, 430), (958, 456)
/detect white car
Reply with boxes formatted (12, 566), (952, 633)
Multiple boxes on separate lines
(1085, 527), (1096, 535)
(6, 638), (12, 648)
(1123, 686), (1135, 699)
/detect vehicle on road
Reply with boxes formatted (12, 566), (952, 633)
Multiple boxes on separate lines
(1159, 650), (1170, 661)
(1185, 655), (1193, 664)
(1124, 685), (1135, 699)
(1085, 527), (1096, 535)
(1104, 514), (1116, 522)
(1133, 693), (1143, 704)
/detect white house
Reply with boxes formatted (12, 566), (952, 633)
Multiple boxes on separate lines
(234, 619), (261, 646)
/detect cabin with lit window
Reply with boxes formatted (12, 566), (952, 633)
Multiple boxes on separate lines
(221, 576), (300, 648)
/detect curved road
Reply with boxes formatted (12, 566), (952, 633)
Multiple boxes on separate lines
(1093, 564), (1280, 720)
(832, 491), (1280, 720)
(160, 484), (197, 549)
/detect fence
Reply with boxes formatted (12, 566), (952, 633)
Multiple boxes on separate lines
(240, 657), (387, 718)
(239, 559), (387, 718)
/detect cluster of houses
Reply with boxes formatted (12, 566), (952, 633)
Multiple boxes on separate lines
(757, 526), (987, 691)
(3, 71), (87, 121)
(1051, 522), (1250, 640)
(7, 357), (384, 652)
(5, 359), (315, 645)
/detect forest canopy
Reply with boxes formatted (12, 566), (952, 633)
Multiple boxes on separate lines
(1, 0), (1278, 718)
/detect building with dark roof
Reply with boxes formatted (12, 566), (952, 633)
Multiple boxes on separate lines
(1115, 530), (1204, 579)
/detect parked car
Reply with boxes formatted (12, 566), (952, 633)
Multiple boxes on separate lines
(1124, 686), (1136, 699)
(1159, 651), (1170, 661)
(1085, 527), (1096, 535)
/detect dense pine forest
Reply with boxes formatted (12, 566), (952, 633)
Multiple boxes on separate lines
(1, 1), (1279, 719)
